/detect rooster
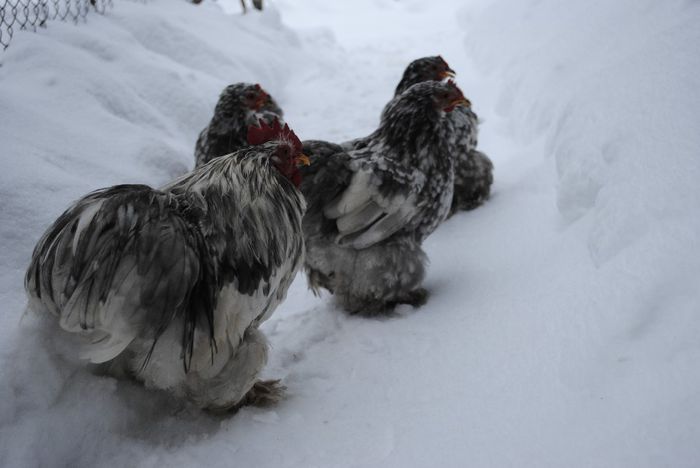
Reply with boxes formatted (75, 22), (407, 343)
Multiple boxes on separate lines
(194, 83), (283, 167)
(349, 56), (493, 215)
(301, 80), (470, 314)
(25, 121), (308, 412)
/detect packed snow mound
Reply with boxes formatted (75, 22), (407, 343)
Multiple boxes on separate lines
(463, 0), (700, 264)
(1, 0), (700, 467)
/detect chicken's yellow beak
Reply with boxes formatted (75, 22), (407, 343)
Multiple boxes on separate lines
(450, 97), (471, 108)
(440, 69), (457, 79)
(296, 154), (311, 166)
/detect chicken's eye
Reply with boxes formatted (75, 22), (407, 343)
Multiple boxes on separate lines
(276, 145), (291, 160)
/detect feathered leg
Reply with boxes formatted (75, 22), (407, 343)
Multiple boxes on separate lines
(306, 237), (428, 315)
(184, 327), (279, 412)
(237, 379), (285, 408)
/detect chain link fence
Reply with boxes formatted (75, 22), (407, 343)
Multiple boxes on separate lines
(1, 0), (115, 50)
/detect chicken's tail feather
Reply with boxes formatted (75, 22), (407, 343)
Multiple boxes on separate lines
(25, 185), (219, 371)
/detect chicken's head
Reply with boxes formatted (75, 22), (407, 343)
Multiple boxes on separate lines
(212, 83), (271, 124)
(437, 80), (471, 113)
(411, 55), (456, 80)
(396, 56), (457, 95)
(243, 84), (270, 111)
(247, 119), (309, 187)
(437, 56), (457, 79)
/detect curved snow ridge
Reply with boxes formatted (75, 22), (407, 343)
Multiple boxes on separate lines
(462, 0), (700, 264)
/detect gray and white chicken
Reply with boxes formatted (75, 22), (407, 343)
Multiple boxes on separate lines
(371, 56), (494, 215)
(194, 83), (284, 167)
(301, 80), (470, 314)
(25, 121), (308, 411)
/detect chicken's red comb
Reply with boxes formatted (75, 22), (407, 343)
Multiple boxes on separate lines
(247, 118), (302, 152)
(446, 79), (465, 96)
(254, 83), (268, 96)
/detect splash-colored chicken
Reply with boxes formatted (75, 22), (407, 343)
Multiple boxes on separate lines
(26, 121), (307, 411)
(194, 83), (283, 167)
(347, 56), (493, 215)
(301, 80), (469, 314)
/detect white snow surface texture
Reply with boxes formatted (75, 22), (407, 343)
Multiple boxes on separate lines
(1, 0), (699, 466)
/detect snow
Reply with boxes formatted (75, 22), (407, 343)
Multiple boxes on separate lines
(1, 0), (699, 466)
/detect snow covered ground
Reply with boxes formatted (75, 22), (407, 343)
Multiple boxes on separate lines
(1, 0), (699, 466)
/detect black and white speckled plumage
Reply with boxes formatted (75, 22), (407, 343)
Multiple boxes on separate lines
(386, 56), (493, 215)
(26, 141), (306, 411)
(300, 81), (465, 314)
(442, 105), (493, 214)
(194, 83), (284, 167)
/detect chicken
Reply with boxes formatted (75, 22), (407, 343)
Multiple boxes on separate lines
(25, 121), (308, 412)
(349, 56), (493, 215)
(300, 80), (470, 314)
(194, 83), (283, 167)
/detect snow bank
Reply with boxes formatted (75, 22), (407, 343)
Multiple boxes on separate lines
(459, 0), (700, 464)
(463, 0), (700, 263)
